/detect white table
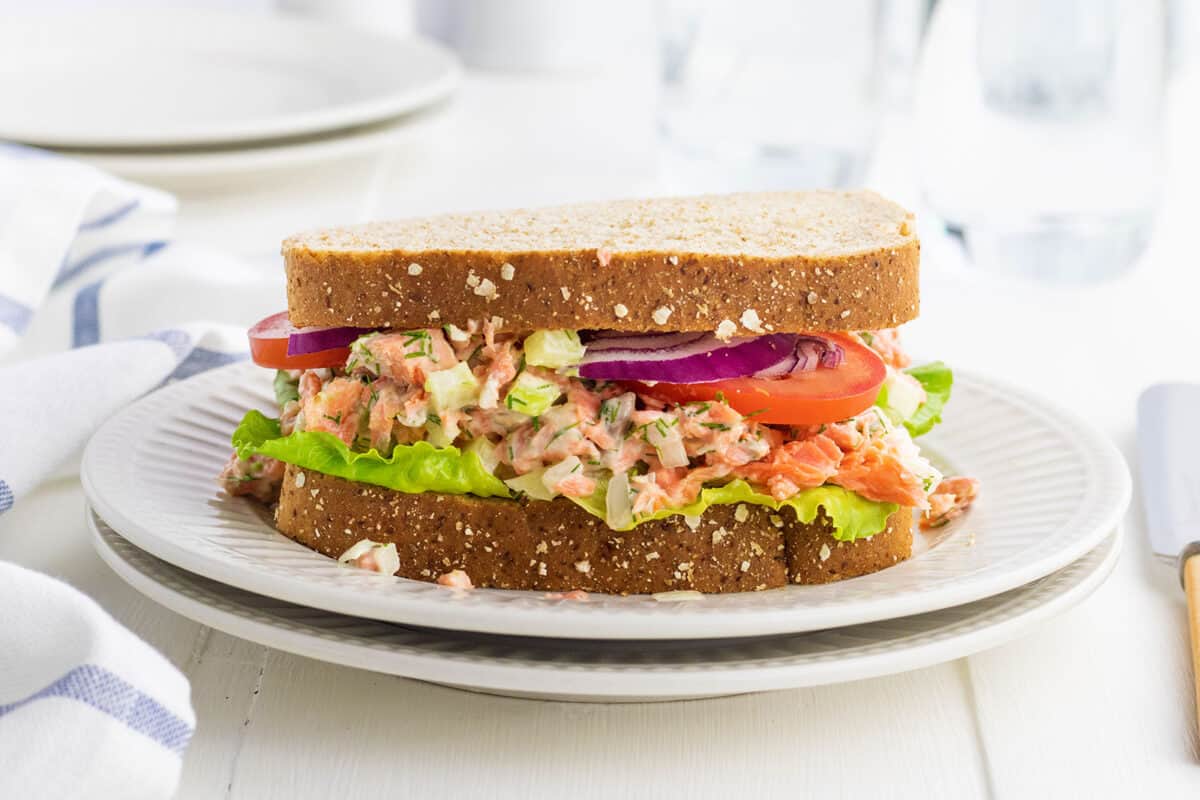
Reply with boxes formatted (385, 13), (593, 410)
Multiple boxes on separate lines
(3, 72), (1199, 798)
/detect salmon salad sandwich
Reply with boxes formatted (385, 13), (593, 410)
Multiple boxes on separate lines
(220, 191), (978, 595)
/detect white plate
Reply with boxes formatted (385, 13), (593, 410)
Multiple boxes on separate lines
(90, 510), (1121, 702)
(81, 360), (1130, 640)
(0, 9), (460, 149)
(59, 112), (442, 188)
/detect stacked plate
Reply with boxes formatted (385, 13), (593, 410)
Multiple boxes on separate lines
(0, 9), (460, 183)
(81, 362), (1130, 702)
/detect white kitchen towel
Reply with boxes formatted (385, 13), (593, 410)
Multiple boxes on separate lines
(0, 561), (195, 800)
(0, 144), (280, 798)
(0, 142), (280, 513)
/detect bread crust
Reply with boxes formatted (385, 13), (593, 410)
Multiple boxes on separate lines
(275, 465), (913, 594)
(283, 191), (920, 333)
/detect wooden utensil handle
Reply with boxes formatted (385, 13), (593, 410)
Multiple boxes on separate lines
(1184, 554), (1200, 727)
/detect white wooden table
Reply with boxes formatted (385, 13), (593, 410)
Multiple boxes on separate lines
(3, 72), (1199, 798)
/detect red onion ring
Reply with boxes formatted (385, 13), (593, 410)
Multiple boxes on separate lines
(579, 332), (838, 383)
(287, 325), (371, 356)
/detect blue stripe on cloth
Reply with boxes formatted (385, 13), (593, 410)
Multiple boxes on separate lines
(0, 664), (192, 753)
(140, 328), (192, 360)
(77, 199), (140, 231)
(169, 347), (245, 381)
(54, 240), (167, 289)
(0, 293), (34, 333)
(72, 280), (104, 347)
(0, 479), (12, 513)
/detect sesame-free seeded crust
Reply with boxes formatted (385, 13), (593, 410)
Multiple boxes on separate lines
(283, 191), (920, 333)
(275, 465), (914, 594)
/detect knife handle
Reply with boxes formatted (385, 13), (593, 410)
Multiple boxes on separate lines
(1185, 554), (1200, 729)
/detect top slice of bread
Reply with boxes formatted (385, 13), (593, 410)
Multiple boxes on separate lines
(283, 190), (919, 333)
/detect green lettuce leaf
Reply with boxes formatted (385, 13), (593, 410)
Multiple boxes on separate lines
(231, 410), (511, 498)
(902, 361), (953, 438)
(568, 478), (897, 541)
(875, 361), (954, 438)
(232, 413), (894, 540)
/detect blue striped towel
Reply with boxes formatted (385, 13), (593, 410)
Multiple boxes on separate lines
(0, 144), (284, 797)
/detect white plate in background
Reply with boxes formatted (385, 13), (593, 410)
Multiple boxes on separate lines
(81, 360), (1130, 640)
(91, 511), (1121, 702)
(0, 9), (460, 149)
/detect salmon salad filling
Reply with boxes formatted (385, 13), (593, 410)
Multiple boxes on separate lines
(222, 319), (977, 539)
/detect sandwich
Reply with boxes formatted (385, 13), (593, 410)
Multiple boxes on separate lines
(220, 191), (978, 594)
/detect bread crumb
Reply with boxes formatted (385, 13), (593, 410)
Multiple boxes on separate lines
(466, 270), (481, 288)
(614, 303), (628, 319)
(574, 559), (591, 573)
(733, 503), (749, 523)
(536, 540), (548, 554)
(294, 471), (306, 488)
(711, 527), (726, 545)
(840, 309), (852, 319)
(769, 514), (784, 529)
(427, 310), (440, 321)
(446, 323), (470, 343)
(740, 560), (750, 572)
(715, 319), (737, 341)
(806, 291), (818, 304)
(500, 262), (515, 280)
(819, 543), (832, 562)
(407, 262), (423, 276)
(668, 255), (680, 266)
(538, 561), (548, 576)
(474, 277), (498, 300)
(560, 286), (571, 300)
(652, 306), (673, 325)
(683, 515), (702, 531)
(645, 551), (660, 561)
(597, 248), (613, 266)
(739, 309), (765, 333)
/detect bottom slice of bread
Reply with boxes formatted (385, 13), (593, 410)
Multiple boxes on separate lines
(275, 464), (913, 594)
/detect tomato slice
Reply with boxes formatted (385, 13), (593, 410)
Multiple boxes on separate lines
(248, 311), (352, 370)
(629, 333), (886, 425)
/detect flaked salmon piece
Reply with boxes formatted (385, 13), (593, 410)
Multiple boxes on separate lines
(368, 380), (407, 453)
(922, 476), (980, 529)
(301, 376), (367, 445)
(735, 435), (843, 494)
(630, 471), (674, 515)
(436, 569), (474, 588)
(218, 452), (284, 502)
(602, 436), (647, 475)
(857, 328), (911, 369)
(551, 472), (597, 498)
(366, 329), (458, 386)
(476, 340), (519, 410)
(833, 430), (930, 508)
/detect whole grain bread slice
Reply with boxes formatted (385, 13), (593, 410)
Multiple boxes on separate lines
(284, 190), (919, 334)
(275, 465), (913, 594)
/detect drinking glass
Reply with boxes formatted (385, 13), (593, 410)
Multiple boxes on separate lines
(656, 0), (893, 192)
(916, 0), (1167, 283)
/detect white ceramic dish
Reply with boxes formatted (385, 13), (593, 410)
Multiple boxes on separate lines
(62, 113), (440, 187)
(90, 510), (1121, 702)
(0, 9), (460, 149)
(81, 360), (1130, 640)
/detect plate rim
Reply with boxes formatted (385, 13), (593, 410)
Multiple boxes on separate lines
(81, 360), (1132, 641)
(88, 509), (1122, 701)
(0, 9), (461, 149)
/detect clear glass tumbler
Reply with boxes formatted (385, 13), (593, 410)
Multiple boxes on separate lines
(656, 0), (889, 193)
(916, 0), (1167, 283)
